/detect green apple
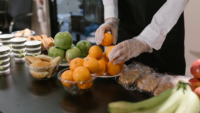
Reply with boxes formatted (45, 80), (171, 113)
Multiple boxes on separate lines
(70, 44), (76, 49)
(66, 47), (82, 62)
(48, 46), (65, 61)
(54, 31), (73, 50)
(76, 40), (92, 57)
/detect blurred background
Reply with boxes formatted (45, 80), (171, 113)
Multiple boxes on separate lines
(0, 0), (199, 76)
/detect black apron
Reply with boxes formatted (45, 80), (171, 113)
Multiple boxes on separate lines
(118, 0), (186, 75)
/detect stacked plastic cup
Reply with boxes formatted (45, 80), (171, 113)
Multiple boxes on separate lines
(0, 46), (10, 75)
(11, 38), (27, 62)
(0, 34), (14, 55)
(25, 41), (41, 57)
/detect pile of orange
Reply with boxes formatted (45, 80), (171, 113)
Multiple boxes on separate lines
(61, 33), (124, 89)
(88, 35), (124, 76)
(61, 58), (94, 89)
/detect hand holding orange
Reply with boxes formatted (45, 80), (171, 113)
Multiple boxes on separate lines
(101, 32), (113, 46)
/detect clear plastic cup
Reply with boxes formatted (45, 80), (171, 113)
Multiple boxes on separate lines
(25, 61), (59, 80)
(57, 68), (97, 95)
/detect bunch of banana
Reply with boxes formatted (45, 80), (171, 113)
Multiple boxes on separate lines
(108, 81), (200, 113)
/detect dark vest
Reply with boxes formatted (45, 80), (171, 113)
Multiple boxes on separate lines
(117, 0), (186, 75)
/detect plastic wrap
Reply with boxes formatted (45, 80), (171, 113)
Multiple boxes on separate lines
(117, 61), (153, 90)
(153, 74), (190, 96)
(116, 61), (191, 95)
(153, 75), (173, 96)
(137, 73), (164, 93)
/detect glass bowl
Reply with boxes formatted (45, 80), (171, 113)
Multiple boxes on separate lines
(25, 61), (59, 80)
(11, 30), (35, 37)
(57, 68), (97, 95)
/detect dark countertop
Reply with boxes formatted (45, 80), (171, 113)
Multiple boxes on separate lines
(0, 57), (152, 113)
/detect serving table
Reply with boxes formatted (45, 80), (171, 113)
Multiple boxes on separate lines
(0, 57), (152, 113)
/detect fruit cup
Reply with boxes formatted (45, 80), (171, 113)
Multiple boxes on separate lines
(25, 61), (59, 80)
(57, 68), (97, 95)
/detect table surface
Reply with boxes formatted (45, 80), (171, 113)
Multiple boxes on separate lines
(0, 57), (152, 113)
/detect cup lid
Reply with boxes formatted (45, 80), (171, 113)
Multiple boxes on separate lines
(0, 34), (14, 39)
(0, 46), (10, 52)
(11, 38), (27, 42)
(25, 41), (41, 46)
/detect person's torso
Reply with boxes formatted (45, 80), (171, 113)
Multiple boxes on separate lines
(117, 0), (186, 75)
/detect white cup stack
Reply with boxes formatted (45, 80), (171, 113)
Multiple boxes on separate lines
(11, 38), (27, 62)
(0, 46), (11, 75)
(25, 41), (41, 57)
(0, 34), (14, 55)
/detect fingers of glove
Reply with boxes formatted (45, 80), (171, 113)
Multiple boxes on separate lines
(109, 47), (124, 62)
(116, 52), (128, 64)
(112, 57), (123, 65)
(95, 24), (109, 45)
(108, 44), (123, 61)
(95, 27), (104, 45)
(113, 51), (130, 65)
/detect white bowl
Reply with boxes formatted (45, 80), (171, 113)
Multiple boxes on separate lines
(0, 46), (10, 54)
(0, 34), (14, 39)
(0, 63), (10, 73)
(0, 57), (10, 66)
(25, 41), (41, 46)
(26, 51), (41, 57)
(11, 38), (27, 43)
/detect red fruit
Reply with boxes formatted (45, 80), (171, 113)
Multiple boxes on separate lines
(194, 87), (200, 99)
(189, 78), (200, 91)
(190, 59), (200, 79)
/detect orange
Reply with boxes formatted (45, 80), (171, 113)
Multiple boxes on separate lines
(77, 76), (93, 89)
(99, 57), (109, 65)
(83, 57), (99, 74)
(69, 58), (84, 71)
(61, 70), (74, 87)
(107, 62), (121, 75)
(119, 62), (125, 69)
(73, 66), (91, 82)
(106, 46), (114, 59)
(89, 45), (103, 59)
(101, 32), (113, 46)
(102, 52), (106, 58)
(97, 60), (106, 76)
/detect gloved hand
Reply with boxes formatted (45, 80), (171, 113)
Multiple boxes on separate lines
(108, 36), (153, 64)
(95, 18), (119, 45)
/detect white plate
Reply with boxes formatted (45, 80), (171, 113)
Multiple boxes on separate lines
(26, 46), (41, 51)
(0, 46), (10, 52)
(0, 68), (10, 75)
(11, 38), (27, 42)
(92, 65), (128, 78)
(26, 51), (41, 56)
(12, 43), (25, 46)
(0, 31), (2, 34)
(25, 40), (41, 46)
(92, 73), (121, 78)
(0, 34), (14, 39)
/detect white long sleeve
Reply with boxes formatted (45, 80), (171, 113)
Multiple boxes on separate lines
(103, 0), (118, 19)
(138, 0), (189, 50)
(103, 0), (189, 50)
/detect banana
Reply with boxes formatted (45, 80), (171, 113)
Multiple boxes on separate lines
(152, 86), (184, 113)
(129, 86), (184, 113)
(175, 84), (200, 113)
(109, 84), (179, 113)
